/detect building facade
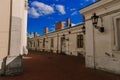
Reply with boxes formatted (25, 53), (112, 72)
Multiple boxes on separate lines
(80, 0), (120, 74)
(0, 0), (28, 75)
(28, 0), (120, 74)
(28, 18), (86, 56)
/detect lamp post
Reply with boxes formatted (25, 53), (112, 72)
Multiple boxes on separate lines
(82, 24), (86, 34)
(81, 14), (86, 34)
(91, 13), (104, 32)
(91, 13), (104, 69)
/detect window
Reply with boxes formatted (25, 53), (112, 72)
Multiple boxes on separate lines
(117, 18), (120, 47)
(34, 41), (35, 47)
(113, 16), (120, 50)
(38, 40), (39, 47)
(77, 35), (84, 48)
(51, 38), (54, 48)
(43, 38), (45, 48)
(31, 41), (33, 47)
(27, 42), (29, 47)
(30, 42), (32, 47)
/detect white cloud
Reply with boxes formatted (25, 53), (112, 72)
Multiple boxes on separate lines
(71, 11), (78, 16)
(70, 8), (76, 11)
(28, 7), (40, 18)
(92, 0), (96, 2)
(50, 27), (55, 32)
(48, 17), (53, 19)
(71, 23), (76, 26)
(80, 3), (83, 6)
(56, 5), (66, 15)
(32, 1), (54, 15)
(28, 1), (66, 18)
(28, 1), (55, 18)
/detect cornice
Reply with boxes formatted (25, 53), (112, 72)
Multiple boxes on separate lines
(80, 0), (113, 14)
(80, 0), (120, 20)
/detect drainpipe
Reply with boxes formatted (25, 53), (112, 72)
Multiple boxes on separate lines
(60, 35), (62, 54)
(8, 0), (13, 56)
(57, 33), (59, 54)
(93, 20), (96, 69)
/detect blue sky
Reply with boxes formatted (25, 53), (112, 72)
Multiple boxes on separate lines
(27, 0), (98, 34)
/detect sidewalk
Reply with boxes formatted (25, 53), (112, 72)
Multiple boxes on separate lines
(0, 51), (120, 80)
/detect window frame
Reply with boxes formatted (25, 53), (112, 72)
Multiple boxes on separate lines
(51, 38), (54, 48)
(77, 34), (84, 48)
(43, 38), (45, 48)
(113, 15), (120, 51)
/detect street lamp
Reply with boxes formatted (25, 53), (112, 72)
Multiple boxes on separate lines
(82, 24), (86, 34)
(91, 13), (104, 32)
(61, 34), (65, 40)
(61, 34), (69, 41)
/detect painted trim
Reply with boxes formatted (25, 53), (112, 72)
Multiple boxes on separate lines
(80, 0), (113, 13)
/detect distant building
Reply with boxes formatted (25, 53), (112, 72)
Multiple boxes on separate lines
(27, 18), (85, 56)
(0, 0), (28, 75)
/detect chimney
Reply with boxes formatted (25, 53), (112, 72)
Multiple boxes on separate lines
(44, 27), (48, 34)
(55, 21), (64, 30)
(34, 32), (38, 38)
(66, 18), (71, 27)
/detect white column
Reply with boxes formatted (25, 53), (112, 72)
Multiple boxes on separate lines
(21, 0), (28, 55)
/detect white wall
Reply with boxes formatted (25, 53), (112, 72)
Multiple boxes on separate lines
(80, 0), (120, 74)
(0, 0), (11, 60)
(28, 24), (85, 56)
(85, 20), (95, 68)
(10, 0), (28, 56)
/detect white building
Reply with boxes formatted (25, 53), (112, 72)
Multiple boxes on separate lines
(80, 0), (120, 74)
(0, 0), (28, 75)
(28, 18), (85, 56)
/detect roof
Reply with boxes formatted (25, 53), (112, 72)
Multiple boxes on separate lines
(79, 0), (101, 11)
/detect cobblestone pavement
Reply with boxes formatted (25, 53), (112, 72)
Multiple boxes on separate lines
(0, 51), (120, 80)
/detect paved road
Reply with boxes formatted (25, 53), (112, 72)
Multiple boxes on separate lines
(0, 51), (120, 80)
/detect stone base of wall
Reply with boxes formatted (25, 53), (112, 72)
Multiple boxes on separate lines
(0, 57), (7, 76)
(85, 55), (95, 68)
(95, 56), (120, 74)
(0, 55), (23, 76)
(86, 55), (120, 74)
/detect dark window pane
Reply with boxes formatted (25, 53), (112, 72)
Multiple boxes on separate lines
(43, 38), (45, 48)
(77, 35), (84, 48)
(51, 38), (54, 48)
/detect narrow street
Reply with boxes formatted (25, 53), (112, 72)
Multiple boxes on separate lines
(0, 51), (120, 80)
